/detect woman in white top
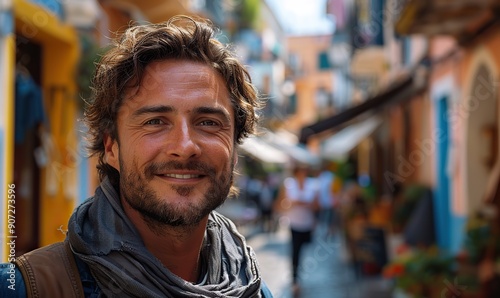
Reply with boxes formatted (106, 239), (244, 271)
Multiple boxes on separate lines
(275, 165), (319, 293)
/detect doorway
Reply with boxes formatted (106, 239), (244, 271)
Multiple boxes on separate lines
(14, 35), (44, 254)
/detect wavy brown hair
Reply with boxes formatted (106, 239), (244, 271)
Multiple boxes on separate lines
(84, 15), (261, 186)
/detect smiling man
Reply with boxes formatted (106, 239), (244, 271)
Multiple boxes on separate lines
(0, 16), (273, 297)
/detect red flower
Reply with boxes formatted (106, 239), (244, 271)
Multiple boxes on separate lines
(383, 263), (405, 278)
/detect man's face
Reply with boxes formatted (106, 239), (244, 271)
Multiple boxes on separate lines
(104, 59), (236, 228)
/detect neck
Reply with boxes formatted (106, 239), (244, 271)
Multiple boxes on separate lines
(121, 198), (209, 282)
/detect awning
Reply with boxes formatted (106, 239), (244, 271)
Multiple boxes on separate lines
(263, 131), (321, 166)
(299, 68), (427, 144)
(395, 0), (500, 43)
(321, 116), (382, 160)
(240, 130), (323, 166)
(238, 136), (289, 164)
(14, 0), (79, 45)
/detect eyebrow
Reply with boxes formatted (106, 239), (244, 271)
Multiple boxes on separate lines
(194, 106), (232, 123)
(131, 105), (231, 123)
(132, 105), (174, 118)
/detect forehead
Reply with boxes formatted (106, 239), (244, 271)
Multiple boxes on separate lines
(123, 59), (232, 111)
(138, 59), (226, 93)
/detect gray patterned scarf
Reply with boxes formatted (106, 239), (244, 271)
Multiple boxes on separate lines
(67, 177), (262, 297)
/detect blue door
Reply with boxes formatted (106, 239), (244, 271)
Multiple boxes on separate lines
(434, 97), (451, 251)
(435, 96), (465, 253)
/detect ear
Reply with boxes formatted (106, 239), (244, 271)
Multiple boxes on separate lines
(104, 133), (120, 172)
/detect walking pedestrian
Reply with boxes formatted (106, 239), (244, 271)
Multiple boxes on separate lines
(275, 164), (319, 295)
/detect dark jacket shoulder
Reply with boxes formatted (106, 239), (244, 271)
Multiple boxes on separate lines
(13, 242), (84, 298)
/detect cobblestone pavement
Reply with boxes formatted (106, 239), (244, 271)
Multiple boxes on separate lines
(247, 222), (394, 298)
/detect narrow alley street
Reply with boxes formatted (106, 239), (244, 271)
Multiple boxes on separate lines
(247, 222), (394, 298)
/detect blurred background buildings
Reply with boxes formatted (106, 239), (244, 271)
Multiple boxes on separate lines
(1, 0), (499, 297)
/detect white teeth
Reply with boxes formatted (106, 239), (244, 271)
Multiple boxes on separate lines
(164, 174), (199, 179)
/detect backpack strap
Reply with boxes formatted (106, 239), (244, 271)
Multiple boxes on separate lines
(15, 241), (85, 298)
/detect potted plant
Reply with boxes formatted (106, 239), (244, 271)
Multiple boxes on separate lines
(383, 247), (454, 298)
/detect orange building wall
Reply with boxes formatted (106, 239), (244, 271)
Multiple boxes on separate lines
(459, 26), (500, 212)
(285, 35), (334, 134)
(426, 24), (500, 215)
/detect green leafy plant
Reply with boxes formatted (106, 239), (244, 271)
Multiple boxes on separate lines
(76, 33), (108, 110)
(463, 211), (500, 263)
(384, 247), (454, 297)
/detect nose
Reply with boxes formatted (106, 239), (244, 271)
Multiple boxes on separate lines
(166, 121), (201, 159)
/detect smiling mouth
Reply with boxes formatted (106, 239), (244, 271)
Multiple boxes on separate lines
(159, 174), (203, 179)
(146, 161), (214, 181)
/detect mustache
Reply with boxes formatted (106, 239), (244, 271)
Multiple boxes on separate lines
(144, 160), (216, 180)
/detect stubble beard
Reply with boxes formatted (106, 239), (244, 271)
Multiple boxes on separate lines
(119, 158), (234, 233)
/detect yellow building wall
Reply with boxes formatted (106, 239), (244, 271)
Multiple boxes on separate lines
(13, 0), (80, 248)
(1, 33), (16, 262)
